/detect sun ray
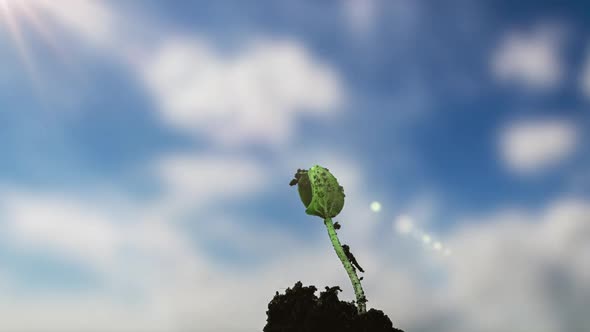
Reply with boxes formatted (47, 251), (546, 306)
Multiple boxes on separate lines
(14, 0), (64, 59)
(0, 0), (41, 86)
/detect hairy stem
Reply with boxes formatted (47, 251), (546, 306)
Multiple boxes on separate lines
(324, 217), (367, 313)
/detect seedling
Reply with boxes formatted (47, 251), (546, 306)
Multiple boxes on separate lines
(289, 165), (367, 313)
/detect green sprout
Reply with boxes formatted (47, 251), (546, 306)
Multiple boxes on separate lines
(289, 165), (367, 313)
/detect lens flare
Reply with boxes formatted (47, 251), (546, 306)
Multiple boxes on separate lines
(370, 201), (382, 212)
(395, 215), (413, 234)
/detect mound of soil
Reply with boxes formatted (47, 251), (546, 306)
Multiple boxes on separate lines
(264, 281), (404, 332)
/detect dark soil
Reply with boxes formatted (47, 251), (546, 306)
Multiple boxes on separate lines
(264, 281), (404, 332)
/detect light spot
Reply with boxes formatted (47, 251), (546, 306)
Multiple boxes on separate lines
(422, 234), (431, 244)
(444, 248), (452, 256)
(370, 201), (382, 212)
(394, 215), (413, 234)
(433, 242), (442, 251)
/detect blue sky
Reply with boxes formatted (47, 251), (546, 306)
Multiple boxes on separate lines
(0, 1), (589, 331)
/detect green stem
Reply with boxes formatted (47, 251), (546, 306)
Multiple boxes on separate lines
(324, 217), (367, 314)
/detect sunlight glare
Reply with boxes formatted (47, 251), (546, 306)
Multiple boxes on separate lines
(370, 201), (382, 212)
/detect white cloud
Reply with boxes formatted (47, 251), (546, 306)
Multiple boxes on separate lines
(492, 26), (563, 89)
(439, 198), (590, 332)
(0, 189), (231, 331)
(139, 38), (342, 147)
(0, 191), (210, 293)
(499, 119), (578, 174)
(153, 153), (270, 214)
(0, 192), (121, 269)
